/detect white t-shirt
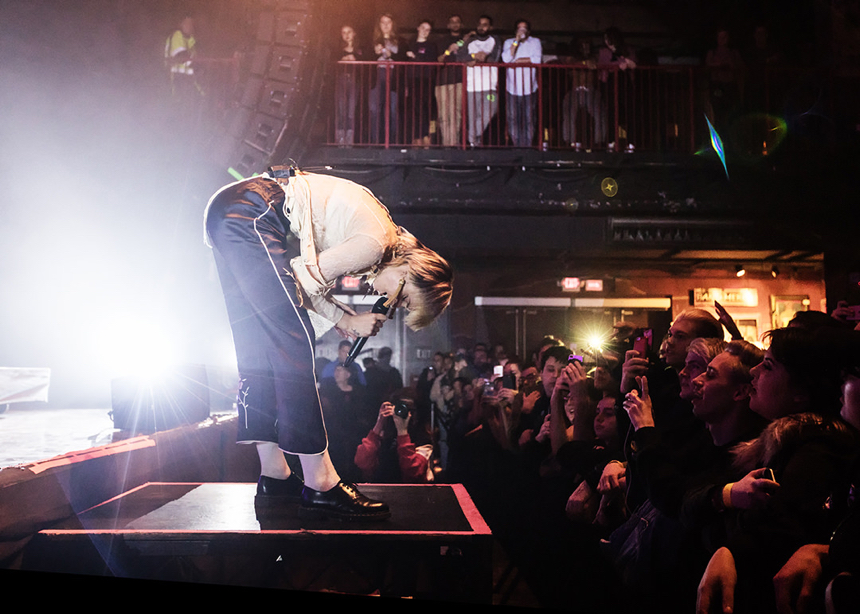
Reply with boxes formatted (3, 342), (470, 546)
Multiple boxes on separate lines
(466, 37), (499, 92)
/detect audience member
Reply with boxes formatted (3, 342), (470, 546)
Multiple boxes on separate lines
(470, 342), (494, 379)
(463, 15), (501, 147)
(597, 26), (637, 152)
(405, 19), (437, 146)
(319, 363), (372, 482)
(491, 343), (509, 367)
(705, 27), (746, 131)
(562, 36), (604, 150)
(435, 14), (468, 146)
(518, 345), (571, 450)
(365, 346), (403, 410)
(696, 326), (859, 614)
(354, 396), (432, 483)
(607, 340), (766, 612)
(532, 334), (565, 371)
(415, 351), (445, 428)
(319, 339), (367, 385)
(334, 24), (365, 145)
(304, 309), (859, 611)
(769, 330), (860, 614)
(613, 310), (724, 515)
(831, 300), (860, 331)
(369, 13), (407, 144)
(743, 23), (783, 115)
(501, 19), (542, 147)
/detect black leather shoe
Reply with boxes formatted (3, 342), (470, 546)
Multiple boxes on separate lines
(255, 473), (304, 507)
(299, 481), (390, 521)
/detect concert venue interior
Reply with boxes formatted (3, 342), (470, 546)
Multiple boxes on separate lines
(1, 0), (858, 609)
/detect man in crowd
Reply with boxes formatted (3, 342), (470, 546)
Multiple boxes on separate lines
(436, 15), (468, 146)
(501, 19), (542, 147)
(464, 15), (501, 147)
(319, 339), (367, 385)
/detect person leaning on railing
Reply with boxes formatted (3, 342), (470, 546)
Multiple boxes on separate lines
(435, 14), (469, 146)
(501, 19), (542, 147)
(369, 13), (407, 144)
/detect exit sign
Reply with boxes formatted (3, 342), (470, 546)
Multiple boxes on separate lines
(561, 277), (581, 291)
(340, 276), (362, 290)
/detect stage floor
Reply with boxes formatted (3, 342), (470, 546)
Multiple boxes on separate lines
(29, 482), (494, 602)
(1, 407), (541, 607)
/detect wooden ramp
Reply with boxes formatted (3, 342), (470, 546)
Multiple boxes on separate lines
(24, 482), (493, 603)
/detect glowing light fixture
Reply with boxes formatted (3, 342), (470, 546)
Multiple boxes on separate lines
(97, 316), (180, 379)
(735, 265), (746, 278)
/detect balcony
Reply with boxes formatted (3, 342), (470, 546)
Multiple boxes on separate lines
(323, 59), (844, 159)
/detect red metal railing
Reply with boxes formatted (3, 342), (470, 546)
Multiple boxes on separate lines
(328, 60), (840, 155)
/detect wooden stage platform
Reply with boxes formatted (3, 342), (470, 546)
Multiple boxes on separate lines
(23, 481), (493, 603)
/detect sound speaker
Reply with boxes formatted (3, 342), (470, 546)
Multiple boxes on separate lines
(110, 364), (211, 434)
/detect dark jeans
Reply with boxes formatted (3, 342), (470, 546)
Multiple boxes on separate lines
(369, 67), (398, 144)
(506, 91), (535, 147)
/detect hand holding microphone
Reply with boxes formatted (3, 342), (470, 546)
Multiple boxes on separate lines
(343, 279), (404, 367)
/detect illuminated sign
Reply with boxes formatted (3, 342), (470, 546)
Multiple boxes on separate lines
(585, 279), (604, 292)
(340, 276), (362, 290)
(561, 277), (581, 292)
(692, 288), (758, 308)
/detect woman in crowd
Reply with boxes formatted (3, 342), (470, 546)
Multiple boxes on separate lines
(696, 326), (859, 613)
(334, 24), (365, 145)
(369, 13), (407, 144)
(768, 329), (860, 614)
(405, 19), (437, 146)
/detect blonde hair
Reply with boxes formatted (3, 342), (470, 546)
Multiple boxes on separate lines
(386, 228), (453, 330)
(686, 337), (727, 363)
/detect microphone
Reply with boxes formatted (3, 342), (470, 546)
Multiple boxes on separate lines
(343, 279), (404, 368)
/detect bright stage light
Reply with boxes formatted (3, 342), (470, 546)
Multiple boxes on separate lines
(97, 316), (180, 379)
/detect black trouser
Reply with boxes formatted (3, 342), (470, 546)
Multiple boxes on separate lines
(206, 179), (328, 455)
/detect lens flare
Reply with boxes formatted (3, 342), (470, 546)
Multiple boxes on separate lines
(705, 114), (728, 179)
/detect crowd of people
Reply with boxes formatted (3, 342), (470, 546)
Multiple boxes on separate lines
(332, 12), (790, 151)
(316, 303), (860, 613)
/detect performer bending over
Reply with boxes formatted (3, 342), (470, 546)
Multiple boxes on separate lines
(204, 167), (453, 521)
